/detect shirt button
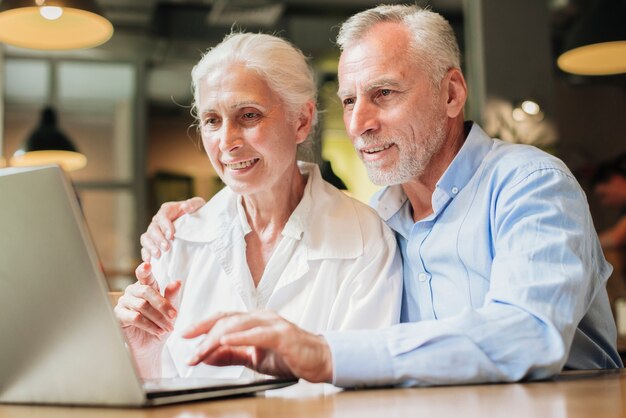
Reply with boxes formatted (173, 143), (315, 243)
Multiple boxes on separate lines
(452, 186), (459, 194)
(418, 273), (428, 282)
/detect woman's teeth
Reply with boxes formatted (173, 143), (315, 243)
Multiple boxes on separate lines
(225, 159), (258, 170)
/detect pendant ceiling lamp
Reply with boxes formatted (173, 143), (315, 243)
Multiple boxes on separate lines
(0, 0), (113, 50)
(557, 0), (626, 76)
(10, 107), (87, 171)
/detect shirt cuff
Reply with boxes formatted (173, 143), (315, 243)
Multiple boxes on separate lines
(323, 329), (394, 387)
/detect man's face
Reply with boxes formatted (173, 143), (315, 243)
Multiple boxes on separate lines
(337, 22), (447, 186)
(595, 174), (626, 207)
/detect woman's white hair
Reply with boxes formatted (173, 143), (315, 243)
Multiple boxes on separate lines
(336, 4), (461, 86)
(191, 32), (318, 144)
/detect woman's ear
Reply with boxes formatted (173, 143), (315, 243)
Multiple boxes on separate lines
(295, 101), (316, 144)
(442, 68), (467, 119)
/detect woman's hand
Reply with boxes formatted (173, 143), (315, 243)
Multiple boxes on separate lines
(140, 197), (206, 262)
(114, 262), (181, 365)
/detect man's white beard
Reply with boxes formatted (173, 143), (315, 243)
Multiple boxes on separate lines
(359, 120), (446, 186)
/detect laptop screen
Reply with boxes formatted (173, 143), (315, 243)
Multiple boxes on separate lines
(0, 166), (295, 407)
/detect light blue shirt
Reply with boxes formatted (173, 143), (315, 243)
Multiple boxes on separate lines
(325, 123), (622, 387)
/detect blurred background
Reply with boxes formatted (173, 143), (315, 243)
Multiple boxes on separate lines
(0, 0), (625, 301)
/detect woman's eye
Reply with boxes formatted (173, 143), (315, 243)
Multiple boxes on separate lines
(201, 116), (220, 128)
(242, 112), (258, 119)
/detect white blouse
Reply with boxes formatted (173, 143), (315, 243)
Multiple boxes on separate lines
(152, 162), (402, 378)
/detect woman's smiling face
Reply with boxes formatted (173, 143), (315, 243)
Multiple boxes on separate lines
(198, 64), (305, 196)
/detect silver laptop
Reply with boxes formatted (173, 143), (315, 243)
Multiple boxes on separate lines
(0, 165), (295, 407)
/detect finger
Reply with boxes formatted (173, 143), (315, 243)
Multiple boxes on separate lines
(163, 280), (182, 313)
(149, 220), (172, 252)
(189, 312), (276, 340)
(126, 283), (177, 327)
(181, 311), (240, 339)
(124, 294), (174, 333)
(219, 326), (280, 350)
(114, 304), (167, 337)
(135, 262), (157, 289)
(140, 230), (162, 259)
(197, 345), (254, 368)
(146, 220), (171, 255)
(187, 335), (221, 366)
(186, 314), (272, 366)
(154, 201), (186, 240)
(181, 197), (206, 214)
(141, 247), (151, 263)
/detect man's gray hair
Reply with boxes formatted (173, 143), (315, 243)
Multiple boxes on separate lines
(191, 32), (318, 141)
(336, 4), (461, 85)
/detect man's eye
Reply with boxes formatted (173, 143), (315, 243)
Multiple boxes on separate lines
(380, 89), (391, 96)
(342, 98), (355, 107)
(242, 112), (259, 119)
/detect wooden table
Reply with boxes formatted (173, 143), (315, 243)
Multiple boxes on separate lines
(1, 369), (624, 418)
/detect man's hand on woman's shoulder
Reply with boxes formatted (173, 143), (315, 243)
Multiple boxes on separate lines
(140, 197), (206, 261)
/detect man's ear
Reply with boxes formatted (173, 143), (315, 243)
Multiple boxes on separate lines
(295, 101), (316, 144)
(442, 68), (467, 119)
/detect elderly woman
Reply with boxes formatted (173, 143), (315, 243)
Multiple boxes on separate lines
(114, 32), (402, 379)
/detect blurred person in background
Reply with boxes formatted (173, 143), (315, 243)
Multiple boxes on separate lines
(592, 153), (626, 250)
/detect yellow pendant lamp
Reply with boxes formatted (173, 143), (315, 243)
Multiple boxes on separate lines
(557, 0), (626, 76)
(0, 0), (113, 50)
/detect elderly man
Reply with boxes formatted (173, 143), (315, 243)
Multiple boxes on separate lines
(142, 5), (621, 386)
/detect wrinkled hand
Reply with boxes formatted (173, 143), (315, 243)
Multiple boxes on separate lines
(114, 262), (181, 359)
(182, 311), (333, 383)
(140, 197), (206, 261)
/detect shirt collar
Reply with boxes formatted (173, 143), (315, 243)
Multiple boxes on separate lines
(371, 122), (494, 222)
(174, 161), (363, 260)
(297, 161), (363, 260)
(435, 122), (492, 207)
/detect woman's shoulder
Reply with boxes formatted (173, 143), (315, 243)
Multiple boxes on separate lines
(314, 178), (394, 241)
(173, 186), (237, 242)
(333, 186), (385, 222)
